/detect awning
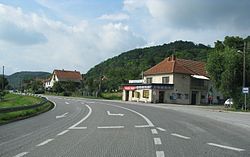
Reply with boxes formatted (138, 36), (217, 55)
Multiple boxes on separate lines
(191, 75), (209, 80)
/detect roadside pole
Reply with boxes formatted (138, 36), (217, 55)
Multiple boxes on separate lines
(2, 66), (4, 91)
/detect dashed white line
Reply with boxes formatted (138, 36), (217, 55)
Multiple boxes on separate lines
(36, 139), (54, 147)
(107, 111), (124, 116)
(151, 129), (158, 134)
(157, 127), (166, 132)
(57, 130), (69, 136)
(156, 151), (165, 157)
(97, 126), (124, 129)
(65, 102), (69, 104)
(171, 133), (191, 140)
(207, 143), (245, 152)
(69, 127), (87, 130)
(135, 125), (151, 128)
(13, 152), (29, 157)
(154, 138), (162, 145)
(68, 105), (92, 129)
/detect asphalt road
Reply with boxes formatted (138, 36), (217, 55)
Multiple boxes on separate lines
(0, 96), (249, 157)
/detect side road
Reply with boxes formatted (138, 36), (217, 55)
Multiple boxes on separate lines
(92, 98), (250, 131)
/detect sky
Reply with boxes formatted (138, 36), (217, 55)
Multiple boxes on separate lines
(0, 0), (250, 75)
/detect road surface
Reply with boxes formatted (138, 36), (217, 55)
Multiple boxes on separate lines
(0, 96), (249, 157)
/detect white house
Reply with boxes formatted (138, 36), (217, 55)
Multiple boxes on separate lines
(44, 69), (82, 90)
(122, 55), (223, 105)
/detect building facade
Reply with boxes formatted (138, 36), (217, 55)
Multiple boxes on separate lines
(44, 69), (82, 90)
(122, 55), (223, 105)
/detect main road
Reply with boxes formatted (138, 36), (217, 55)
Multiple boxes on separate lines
(0, 96), (249, 157)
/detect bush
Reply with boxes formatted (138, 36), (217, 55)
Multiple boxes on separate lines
(63, 91), (72, 96)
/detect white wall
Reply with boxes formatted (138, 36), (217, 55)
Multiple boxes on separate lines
(144, 74), (173, 84)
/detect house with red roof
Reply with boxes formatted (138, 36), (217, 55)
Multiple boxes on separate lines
(44, 69), (82, 90)
(122, 55), (223, 105)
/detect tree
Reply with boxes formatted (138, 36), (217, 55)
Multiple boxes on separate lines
(0, 75), (8, 101)
(206, 36), (249, 109)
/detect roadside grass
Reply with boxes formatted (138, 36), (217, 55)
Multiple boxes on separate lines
(100, 92), (122, 100)
(0, 93), (41, 108)
(0, 101), (53, 124)
(0, 93), (54, 124)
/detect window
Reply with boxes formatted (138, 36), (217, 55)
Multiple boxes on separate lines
(162, 77), (169, 84)
(177, 93), (181, 99)
(143, 90), (149, 98)
(132, 91), (134, 97)
(146, 77), (152, 84)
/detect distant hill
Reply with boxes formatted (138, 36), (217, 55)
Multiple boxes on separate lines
(7, 71), (51, 89)
(84, 40), (212, 92)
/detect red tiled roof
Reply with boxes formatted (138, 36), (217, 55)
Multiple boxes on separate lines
(144, 55), (208, 77)
(53, 70), (82, 81)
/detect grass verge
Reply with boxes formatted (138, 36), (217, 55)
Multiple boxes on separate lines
(0, 101), (54, 125)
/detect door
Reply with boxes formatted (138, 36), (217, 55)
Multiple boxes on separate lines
(191, 91), (196, 105)
(125, 91), (129, 101)
(159, 91), (165, 103)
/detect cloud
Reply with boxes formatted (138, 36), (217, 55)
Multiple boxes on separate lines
(0, 3), (146, 75)
(0, 20), (47, 45)
(99, 13), (129, 21)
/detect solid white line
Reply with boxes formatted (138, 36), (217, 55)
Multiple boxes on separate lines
(156, 151), (165, 157)
(157, 127), (166, 132)
(68, 105), (92, 129)
(207, 143), (245, 152)
(69, 127), (87, 130)
(151, 129), (158, 134)
(13, 152), (29, 157)
(134, 125), (152, 128)
(154, 138), (162, 145)
(171, 133), (191, 140)
(36, 139), (54, 147)
(65, 102), (69, 104)
(57, 130), (69, 136)
(50, 100), (57, 111)
(97, 126), (124, 129)
(105, 104), (154, 127)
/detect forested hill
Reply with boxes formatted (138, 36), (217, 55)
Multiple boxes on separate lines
(7, 71), (51, 89)
(85, 40), (212, 91)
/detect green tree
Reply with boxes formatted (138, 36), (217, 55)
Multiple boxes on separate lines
(206, 36), (249, 109)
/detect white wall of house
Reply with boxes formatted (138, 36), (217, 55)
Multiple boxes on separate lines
(144, 74), (173, 84)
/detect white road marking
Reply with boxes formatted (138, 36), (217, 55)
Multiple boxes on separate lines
(171, 133), (191, 140)
(68, 105), (92, 129)
(13, 152), (29, 157)
(105, 104), (154, 127)
(151, 129), (158, 134)
(56, 112), (68, 119)
(50, 100), (57, 111)
(207, 143), (245, 152)
(97, 126), (124, 129)
(156, 151), (165, 157)
(65, 102), (69, 104)
(107, 111), (124, 116)
(69, 127), (87, 130)
(57, 130), (69, 136)
(134, 125), (152, 128)
(154, 138), (162, 145)
(157, 127), (166, 132)
(36, 139), (54, 147)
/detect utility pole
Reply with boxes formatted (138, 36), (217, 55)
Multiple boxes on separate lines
(2, 66), (4, 91)
(243, 42), (246, 111)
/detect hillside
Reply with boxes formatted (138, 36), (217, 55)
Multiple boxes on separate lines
(7, 71), (51, 89)
(84, 40), (212, 92)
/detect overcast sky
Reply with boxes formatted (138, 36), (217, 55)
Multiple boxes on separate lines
(0, 0), (250, 75)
